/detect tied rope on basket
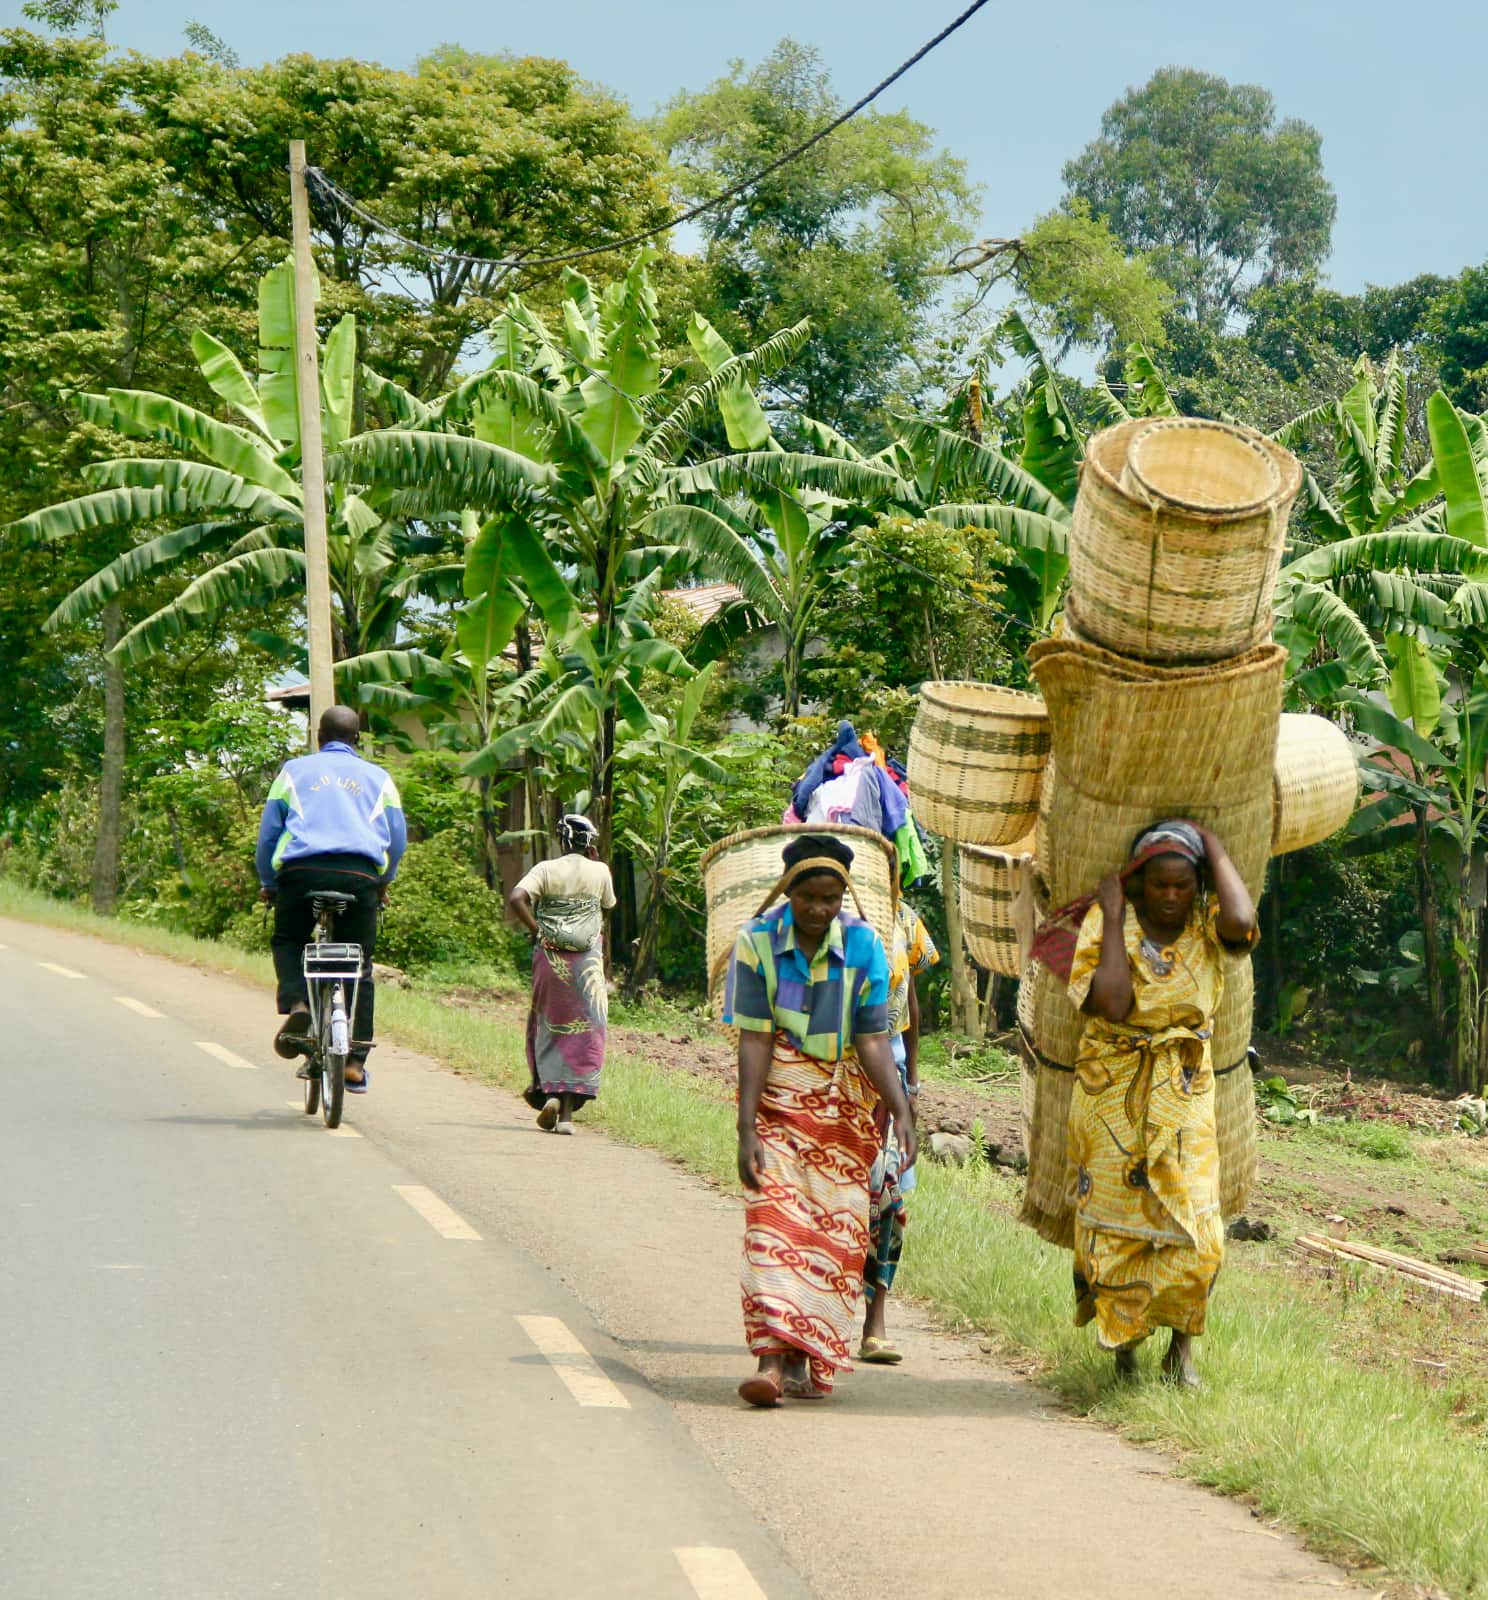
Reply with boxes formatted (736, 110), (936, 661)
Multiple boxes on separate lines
(1029, 820), (1205, 983)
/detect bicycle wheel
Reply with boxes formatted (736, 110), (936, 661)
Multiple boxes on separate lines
(320, 989), (346, 1129)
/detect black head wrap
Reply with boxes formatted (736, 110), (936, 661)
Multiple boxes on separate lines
(779, 833), (855, 890)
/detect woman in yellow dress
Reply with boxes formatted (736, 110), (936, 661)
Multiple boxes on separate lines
(1060, 820), (1257, 1388)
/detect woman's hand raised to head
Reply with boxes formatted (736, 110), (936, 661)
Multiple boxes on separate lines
(1097, 873), (1126, 924)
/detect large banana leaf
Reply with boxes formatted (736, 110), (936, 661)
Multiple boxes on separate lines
(435, 368), (607, 477)
(925, 503), (1068, 554)
(701, 451), (900, 502)
(579, 252), (659, 466)
(1281, 528), (1488, 583)
(457, 588), (525, 676)
(111, 547), (307, 666)
(190, 330), (272, 440)
(1122, 345), (1180, 418)
(499, 519), (597, 674)
(329, 431), (556, 508)
(73, 390), (300, 499)
(1385, 631), (1443, 735)
(896, 421), (1069, 518)
(1020, 379), (1082, 507)
(333, 649), (454, 688)
(320, 315), (357, 451)
(686, 315), (772, 452)
(1284, 581), (1385, 682)
(797, 413), (864, 463)
(43, 521), (241, 631)
(360, 367), (433, 429)
(258, 259), (302, 446)
(644, 321), (811, 465)
(1342, 691), (1451, 770)
(643, 505), (781, 618)
(1427, 391), (1488, 546)
(1375, 357), (1407, 480)
(6, 466), (300, 542)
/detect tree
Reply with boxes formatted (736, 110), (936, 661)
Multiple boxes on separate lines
(331, 251), (889, 857)
(1063, 68), (1336, 327)
(656, 39), (978, 437)
(1430, 264), (1488, 414)
(146, 49), (674, 396)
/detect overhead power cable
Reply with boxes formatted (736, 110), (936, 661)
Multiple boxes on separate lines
(304, 0), (994, 274)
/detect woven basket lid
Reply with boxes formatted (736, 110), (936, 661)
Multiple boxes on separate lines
(1121, 418), (1282, 516)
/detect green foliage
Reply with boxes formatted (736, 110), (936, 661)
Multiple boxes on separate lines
(374, 835), (522, 975)
(1064, 67), (1335, 326)
(656, 38), (977, 437)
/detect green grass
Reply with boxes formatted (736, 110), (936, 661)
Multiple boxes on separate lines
(6, 878), (1488, 1594)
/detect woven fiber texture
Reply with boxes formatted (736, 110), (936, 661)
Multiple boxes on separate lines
(699, 824), (899, 1030)
(958, 833), (1037, 977)
(1272, 712), (1360, 856)
(907, 682), (1050, 846)
(1068, 417), (1301, 664)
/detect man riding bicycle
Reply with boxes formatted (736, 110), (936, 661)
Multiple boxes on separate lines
(256, 705), (406, 1092)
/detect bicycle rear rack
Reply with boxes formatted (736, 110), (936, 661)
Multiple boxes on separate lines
(303, 942), (365, 983)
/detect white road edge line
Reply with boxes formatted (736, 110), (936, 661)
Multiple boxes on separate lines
(393, 1184), (480, 1240)
(516, 1314), (630, 1410)
(37, 961), (85, 979)
(195, 1041), (258, 1071)
(114, 996), (164, 1018)
(673, 1547), (769, 1600)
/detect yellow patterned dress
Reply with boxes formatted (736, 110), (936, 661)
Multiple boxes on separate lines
(1066, 899), (1256, 1347)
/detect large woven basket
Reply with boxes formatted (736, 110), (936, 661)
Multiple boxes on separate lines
(1273, 713), (1359, 856)
(907, 682), (1050, 845)
(1068, 417), (1301, 663)
(958, 832), (1037, 977)
(699, 824), (899, 1028)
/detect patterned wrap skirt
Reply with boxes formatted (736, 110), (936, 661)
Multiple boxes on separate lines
(741, 1033), (880, 1391)
(523, 942), (607, 1109)
(1068, 1021), (1224, 1347)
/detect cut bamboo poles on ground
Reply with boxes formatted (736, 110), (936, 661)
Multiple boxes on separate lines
(289, 139), (335, 745)
(1296, 1233), (1486, 1304)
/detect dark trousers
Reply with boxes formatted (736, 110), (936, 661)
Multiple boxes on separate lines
(271, 855), (381, 1046)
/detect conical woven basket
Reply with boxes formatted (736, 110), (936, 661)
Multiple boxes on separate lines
(1068, 417), (1301, 663)
(907, 682), (1050, 845)
(958, 832), (1037, 977)
(699, 824), (899, 1030)
(1272, 713), (1360, 856)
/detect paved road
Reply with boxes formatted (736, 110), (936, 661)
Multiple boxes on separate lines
(0, 921), (807, 1600)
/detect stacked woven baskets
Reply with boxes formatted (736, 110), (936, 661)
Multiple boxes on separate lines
(909, 414), (1361, 1250)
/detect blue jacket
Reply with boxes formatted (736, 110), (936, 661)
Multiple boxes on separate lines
(255, 742), (407, 886)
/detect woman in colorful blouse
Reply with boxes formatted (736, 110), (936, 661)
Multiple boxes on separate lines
(723, 834), (917, 1407)
(1055, 820), (1258, 1388)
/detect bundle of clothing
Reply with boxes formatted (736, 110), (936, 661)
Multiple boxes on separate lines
(783, 721), (931, 888)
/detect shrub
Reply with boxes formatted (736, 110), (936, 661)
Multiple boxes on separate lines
(375, 833), (525, 974)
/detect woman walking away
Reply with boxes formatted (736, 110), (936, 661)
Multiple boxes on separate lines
(1035, 821), (1257, 1389)
(723, 834), (917, 1408)
(508, 815), (616, 1136)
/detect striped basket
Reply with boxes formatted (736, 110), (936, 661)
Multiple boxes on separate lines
(1272, 713), (1360, 856)
(958, 832), (1037, 977)
(1068, 417), (1301, 664)
(907, 682), (1051, 846)
(699, 824), (899, 1030)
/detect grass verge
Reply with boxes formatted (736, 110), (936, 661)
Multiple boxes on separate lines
(4, 882), (1485, 1595)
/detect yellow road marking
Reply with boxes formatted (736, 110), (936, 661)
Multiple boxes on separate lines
(674, 1549), (769, 1600)
(195, 1041), (258, 1070)
(516, 1314), (630, 1409)
(393, 1184), (480, 1240)
(38, 962), (85, 979)
(114, 996), (164, 1018)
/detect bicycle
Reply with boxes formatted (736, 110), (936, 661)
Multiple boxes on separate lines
(298, 890), (365, 1130)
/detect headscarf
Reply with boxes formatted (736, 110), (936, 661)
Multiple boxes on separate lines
(558, 813), (599, 853)
(778, 832), (855, 895)
(1029, 818), (1206, 982)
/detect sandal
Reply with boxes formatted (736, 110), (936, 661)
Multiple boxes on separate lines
(345, 1061), (369, 1095)
(858, 1336), (903, 1365)
(737, 1371), (783, 1408)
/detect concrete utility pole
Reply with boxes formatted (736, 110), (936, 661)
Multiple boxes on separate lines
(288, 139), (335, 744)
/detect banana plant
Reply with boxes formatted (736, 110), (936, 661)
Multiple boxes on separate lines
(6, 260), (456, 667)
(328, 248), (902, 847)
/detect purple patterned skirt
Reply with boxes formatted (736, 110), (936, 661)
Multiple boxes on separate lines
(523, 943), (607, 1108)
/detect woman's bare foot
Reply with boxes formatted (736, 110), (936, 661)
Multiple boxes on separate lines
(1161, 1331), (1201, 1389)
(1114, 1345), (1139, 1380)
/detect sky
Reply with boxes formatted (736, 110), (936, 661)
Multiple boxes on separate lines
(5, 0), (1485, 296)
